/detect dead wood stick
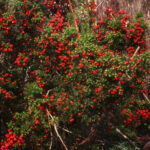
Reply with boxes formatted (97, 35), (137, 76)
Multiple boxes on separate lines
(61, 128), (72, 134)
(122, 46), (140, 79)
(68, 0), (79, 33)
(96, 0), (105, 9)
(114, 127), (140, 149)
(131, 46), (140, 59)
(79, 128), (95, 146)
(46, 109), (68, 150)
(125, 46), (140, 79)
(46, 89), (53, 97)
(105, 111), (140, 149)
(47, 111), (53, 150)
(143, 93), (150, 104)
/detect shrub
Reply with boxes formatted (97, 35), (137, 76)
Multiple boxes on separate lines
(0, 1), (150, 149)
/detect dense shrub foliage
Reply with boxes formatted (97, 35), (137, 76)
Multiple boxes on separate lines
(0, 0), (150, 149)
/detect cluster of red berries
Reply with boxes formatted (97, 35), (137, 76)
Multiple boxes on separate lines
(1, 129), (25, 150)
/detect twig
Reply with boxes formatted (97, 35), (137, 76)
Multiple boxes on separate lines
(49, 128), (53, 150)
(104, 110), (140, 149)
(79, 127), (95, 146)
(61, 127), (88, 140)
(131, 46), (140, 59)
(143, 93), (150, 104)
(114, 127), (140, 149)
(125, 71), (132, 79)
(96, 0), (105, 9)
(123, 46), (140, 78)
(47, 111), (53, 150)
(46, 89), (53, 97)
(68, 0), (79, 33)
(46, 109), (68, 150)
(62, 128), (72, 134)
(56, 71), (61, 76)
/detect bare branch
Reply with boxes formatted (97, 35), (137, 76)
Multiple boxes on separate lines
(131, 46), (140, 59)
(96, 0), (105, 9)
(46, 109), (68, 150)
(143, 93), (150, 104)
(46, 89), (53, 97)
(68, 0), (79, 33)
(62, 128), (72, 134)
(114, 127), (140, 149)
(104, 110), (140, 149)
(47, 111), (53, 150)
